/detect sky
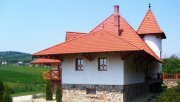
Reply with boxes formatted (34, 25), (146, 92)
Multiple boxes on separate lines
(0, 0), (179, 57)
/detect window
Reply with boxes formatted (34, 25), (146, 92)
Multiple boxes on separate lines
(86, 88), (96, 94)
(75, 58), (84, 71)
(98, 58), (108, 71)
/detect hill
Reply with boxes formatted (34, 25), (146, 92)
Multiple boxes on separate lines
(0, 51), (31, 64)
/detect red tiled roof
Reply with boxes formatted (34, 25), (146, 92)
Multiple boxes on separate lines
(66, 32), (87, 41)
(33, 30), (142, 56)
(137, 9), (166, 39)
(31, 58), (61, 64)
(90, 14), (161, 62)
(33, 6), (162, 62)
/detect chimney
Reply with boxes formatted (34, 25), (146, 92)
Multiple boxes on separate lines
(114, 5), (120, 35)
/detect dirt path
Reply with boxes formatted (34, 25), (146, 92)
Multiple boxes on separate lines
(13, 95), (32, 102)
(13, 95), (55, 102)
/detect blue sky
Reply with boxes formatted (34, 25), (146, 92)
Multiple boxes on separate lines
(0, 0), (179, 57)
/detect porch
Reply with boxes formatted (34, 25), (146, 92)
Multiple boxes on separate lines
(43, 70), (61, 81)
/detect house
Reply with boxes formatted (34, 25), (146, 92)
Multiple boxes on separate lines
(17, 61), (23, 64)
(32, 5), (166, 102)
(1, 61), (7, 65)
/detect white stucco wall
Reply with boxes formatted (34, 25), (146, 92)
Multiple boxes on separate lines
(143, 35), (162, 74)
(61, 53), (124, 85)
(143, 35), (162, 58)
(51, 64), (59, 70)
(124, 55), (145, 84)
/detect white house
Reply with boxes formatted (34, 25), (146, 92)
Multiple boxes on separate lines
(18, 61), (23, 64)
(32, 5), (166, 102)
(1, 61), (7, 65)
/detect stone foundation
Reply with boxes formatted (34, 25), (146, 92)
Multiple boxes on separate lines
(123, 83), (148, 102)
(62, 84), (148, 102)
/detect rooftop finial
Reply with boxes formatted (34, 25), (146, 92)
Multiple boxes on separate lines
(148, 3), (151, 10)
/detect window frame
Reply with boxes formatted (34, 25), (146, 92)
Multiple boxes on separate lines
(98, 58), (108, 71)
(75, 58), (84, 71)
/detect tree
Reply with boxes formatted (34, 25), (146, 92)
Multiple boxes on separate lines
(162, 55), (180, 74)
(46, 81), (53, 100)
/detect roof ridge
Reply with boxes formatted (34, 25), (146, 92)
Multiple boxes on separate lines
(33, 30), (142, 56)
(137, 9), (163, 34)
(137, 9), (150, 33)
(90, 14), (113, 33)
(149, 10), (163, 32)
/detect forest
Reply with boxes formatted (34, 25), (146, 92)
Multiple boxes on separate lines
(0, 51), (31, 64)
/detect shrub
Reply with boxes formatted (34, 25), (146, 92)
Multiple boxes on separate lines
(0, 81), (4, 102)
(46, 81), (53, 100)
(56, 88), (62, 102)
(0, 81), (12, 102)
(1, 88), (12, 102)
(158, 83), (180, 102)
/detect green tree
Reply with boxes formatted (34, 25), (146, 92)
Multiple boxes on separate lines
(163, 55), (180, 74)
(56, 88), (62, 102)
(46, 81), (53, 100)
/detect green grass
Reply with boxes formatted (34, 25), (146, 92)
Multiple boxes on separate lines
(0, 65), (48, 96)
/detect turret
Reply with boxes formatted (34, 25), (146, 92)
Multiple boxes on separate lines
(137, 4), (166, 59)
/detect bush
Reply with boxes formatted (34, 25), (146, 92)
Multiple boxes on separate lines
(0, 81), (12, 102)
(1, 89), (12, 102)
(0, 81), (4, 102)
(158, 83), (180, 102)
(56, 88), (62, 102)
(46, 81), (52, 100)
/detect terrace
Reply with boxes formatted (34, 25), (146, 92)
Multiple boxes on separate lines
(43, 70), (61, 81)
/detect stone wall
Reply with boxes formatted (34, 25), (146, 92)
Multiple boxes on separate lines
(123, 83), (148, 102)
(62, 84), (123, 102)
(61, 84), (148, 102)
(163, 79), (180, 88)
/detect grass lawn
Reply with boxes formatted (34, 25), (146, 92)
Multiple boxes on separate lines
(0, 65), (48, 96)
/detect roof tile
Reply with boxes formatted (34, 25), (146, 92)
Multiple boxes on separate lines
(31, 58), (61, 64)
(137, 9), (166, 38)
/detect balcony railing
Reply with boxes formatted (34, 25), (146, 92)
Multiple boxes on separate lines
(146, 73), (180, 80)
(43, 70), (61, 81)
(146, 73), (163, 80)
(163, 73), (180, 79)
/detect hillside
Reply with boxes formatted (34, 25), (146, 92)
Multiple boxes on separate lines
(0, 51), (31, 64)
